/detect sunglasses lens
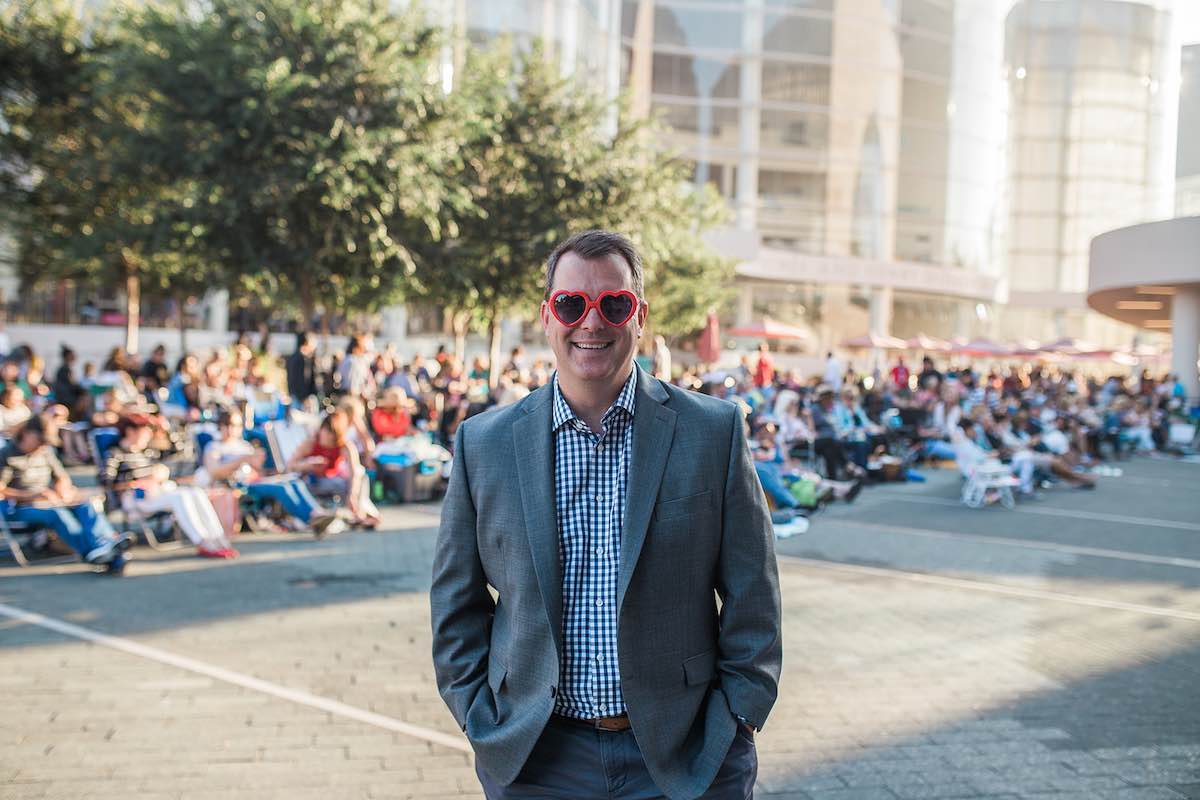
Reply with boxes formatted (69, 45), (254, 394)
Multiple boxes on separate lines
(553, 293), (587, 325)
(599, 294), (634, 325)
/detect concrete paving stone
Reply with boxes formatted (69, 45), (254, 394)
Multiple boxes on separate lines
(884, 781), (982, 799)
(806, 790), (901, 800)
(1112, 762), (1200, 785)
(1099, 789), (1189, 800)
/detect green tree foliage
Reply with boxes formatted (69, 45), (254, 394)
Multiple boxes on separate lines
(412, 42), (734, 383)
(121, 0), (460, 322)
(0, 0), (201, 353)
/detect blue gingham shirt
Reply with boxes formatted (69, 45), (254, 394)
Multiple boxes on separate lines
(552, 368), (636, 719)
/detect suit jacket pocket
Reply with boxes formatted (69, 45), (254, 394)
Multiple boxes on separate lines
(654, 489), (711, 523)
(487, 650), (508, 693)
(682, 649), (717, 687)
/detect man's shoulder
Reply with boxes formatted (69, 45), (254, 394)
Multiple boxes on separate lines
(458, 383), (551, 445)
(657, 378), (739, 425)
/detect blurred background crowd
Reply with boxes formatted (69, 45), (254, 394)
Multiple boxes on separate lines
(2, 330), (1194, 573)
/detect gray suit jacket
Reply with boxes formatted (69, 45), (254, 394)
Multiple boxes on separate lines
(431, 366), (782, 800)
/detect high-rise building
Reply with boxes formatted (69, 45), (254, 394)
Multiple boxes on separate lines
(1177, 43), (1200, 215)
(1001, 0), (1179, 346)
(619, 0), (1010, 347)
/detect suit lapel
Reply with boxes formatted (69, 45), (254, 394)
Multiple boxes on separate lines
(618, 368), (676, 612)
(513, 387), (564, 659)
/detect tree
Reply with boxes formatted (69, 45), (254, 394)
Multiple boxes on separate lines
(0, 1), (198, 354)
(121, 0), (462, 325)
(410, 42), (734, 384)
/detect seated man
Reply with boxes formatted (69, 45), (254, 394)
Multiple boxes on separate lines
(953, 418), (1035, 496)
(102, 415), (239, 558)
(811, 387), (863, 480)
(990, 412), (1096, 491)
(0, 417), (132, 572)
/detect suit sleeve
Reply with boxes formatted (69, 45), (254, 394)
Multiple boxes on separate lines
(430, 422), (495, 731)
(715, 404), (783, 730)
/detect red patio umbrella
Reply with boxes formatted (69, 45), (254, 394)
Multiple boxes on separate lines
(950, 338), (1011, 358)
(728, 317), (810, 341)
(841, 332), (908, 350)
(905, 333), (953, 352)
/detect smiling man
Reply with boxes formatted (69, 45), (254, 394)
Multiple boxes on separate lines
(431, 230), (781, 800)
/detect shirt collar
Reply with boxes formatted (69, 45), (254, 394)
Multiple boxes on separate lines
(552, 367), (638, 432)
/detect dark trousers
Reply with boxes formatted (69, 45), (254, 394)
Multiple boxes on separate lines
(477, 715), (756, 800)
(814, 437), (847, 478)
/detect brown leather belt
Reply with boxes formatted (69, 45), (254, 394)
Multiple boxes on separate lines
(553, 713), (632, 732)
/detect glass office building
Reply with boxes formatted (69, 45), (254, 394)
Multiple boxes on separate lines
(619, 0), (1011, 345)
(431, 0), (1012, 346)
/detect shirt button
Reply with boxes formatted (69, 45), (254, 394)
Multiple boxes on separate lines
(596, 495), (604, 503)
(595, 547), (603, 556)
(596, 654), (604, 662)
(596, 599), (604, 607)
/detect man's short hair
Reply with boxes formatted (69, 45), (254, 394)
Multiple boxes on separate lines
(544, 230), (644, 300)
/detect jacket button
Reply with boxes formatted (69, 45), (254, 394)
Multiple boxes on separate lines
(550, 686), (557, 697)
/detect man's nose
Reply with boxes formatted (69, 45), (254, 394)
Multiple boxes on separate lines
(578, 303), (607, 330)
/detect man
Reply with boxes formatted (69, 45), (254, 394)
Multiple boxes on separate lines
(286, 331), (319, 407)
(0, 417), (132, 573)
(822, 351), (842, 392)
(138, 344), (171, 396)
(431, 230), (781, 800)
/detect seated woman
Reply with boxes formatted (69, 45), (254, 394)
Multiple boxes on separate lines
(287, 411), (380, 529)
(0, 417), (132, 573)
(102, 415), (238, 558)
(195, 408), (337, 535)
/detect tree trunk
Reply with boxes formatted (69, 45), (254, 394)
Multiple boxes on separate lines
(178, 296), (188, 354)
(298, 273), (315, 331)
(123, 261), (140, 356)
(487, 310), (503, 390)
(451, 310), (469, 364)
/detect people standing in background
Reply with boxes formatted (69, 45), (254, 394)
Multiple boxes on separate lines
(286, 331), (319, 407)
(823, 351), (843, 392)
(754, 341), (774, 388)
(890, 356), (910, 391)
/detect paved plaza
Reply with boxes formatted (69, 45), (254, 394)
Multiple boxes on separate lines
(2, 458), (1199, 799)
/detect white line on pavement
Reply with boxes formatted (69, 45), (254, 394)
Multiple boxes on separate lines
(0, 602), (473, 754)
(777, 556), (1200, 622)
(875, 493), (1200, 532)
(817, 518), (1200, 570)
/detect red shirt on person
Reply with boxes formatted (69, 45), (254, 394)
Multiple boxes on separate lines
(754, 353), (774, 388)
(371, 406), (411, 440)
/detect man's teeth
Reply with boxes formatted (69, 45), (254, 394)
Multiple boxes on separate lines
(573, 342), (611, 350)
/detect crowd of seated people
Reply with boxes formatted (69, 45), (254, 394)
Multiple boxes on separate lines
(673, 348), (1192, 515)
(0, 328), (1193, 569)
(0, 331), (517, 573)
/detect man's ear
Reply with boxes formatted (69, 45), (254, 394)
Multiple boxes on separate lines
(539, 300), (551, 333)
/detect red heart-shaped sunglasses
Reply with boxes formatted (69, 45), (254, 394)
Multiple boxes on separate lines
(548, 290), (639, 328)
